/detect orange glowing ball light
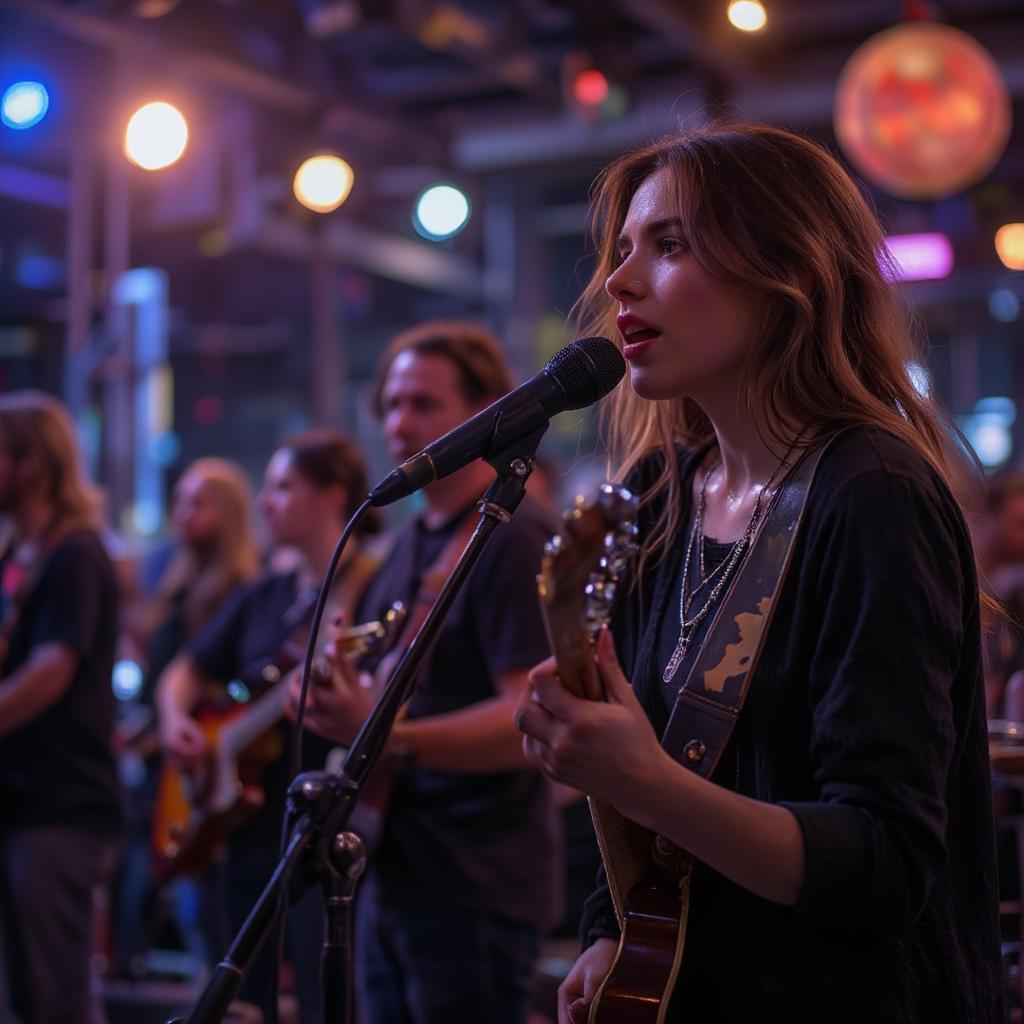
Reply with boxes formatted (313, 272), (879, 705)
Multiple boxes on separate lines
(834, 23), (1011, 200)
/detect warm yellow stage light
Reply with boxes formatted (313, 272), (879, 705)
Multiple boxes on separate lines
(124, 101), (188, 170)
(996, 223), (1024, 271)
(728, 1), (767, 32)
(293, 155), (354, 213)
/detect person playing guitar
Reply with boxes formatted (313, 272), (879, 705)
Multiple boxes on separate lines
(514, 124), (1001, 1023)
(293, 322), (561, 1024)
(155, 428), (381, 1023)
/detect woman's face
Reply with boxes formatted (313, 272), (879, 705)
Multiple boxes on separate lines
(604, 166), (765, 405)
(172, 473), (222, 549)
(257, 450), (322, 548)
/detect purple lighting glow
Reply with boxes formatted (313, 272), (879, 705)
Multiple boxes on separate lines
(882, 233), (954, 282)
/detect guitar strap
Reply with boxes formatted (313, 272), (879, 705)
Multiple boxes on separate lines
(594, 436), (837, 921)
(650, 435), (836, 873)
(370, 504), (480, 691)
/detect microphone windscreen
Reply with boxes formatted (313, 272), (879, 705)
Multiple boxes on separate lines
(544, 336), (625, 410)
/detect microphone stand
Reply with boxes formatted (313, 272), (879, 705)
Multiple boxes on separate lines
(168, 430), (543, 1024)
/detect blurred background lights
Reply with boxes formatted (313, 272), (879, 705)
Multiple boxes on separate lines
(883, 233), (954, 282)
(112, 659), (143, 702)
(962, 396), (1016, 468)
(995, 223), (1024, 271)
(572, 68), (609, 107)
(975, 395), (1016, 424)
(971, 421), (1012, 467)
(131, 500), (163, 536)
(989, 288), (1021, 323)
(124, 101), (188, 170)
(834, 24), (1011, 200)
(1, 81), (49, 129)
(728, 1), (767, 32)
(414, 184), (470, 240)
(293, 155), (354, 213)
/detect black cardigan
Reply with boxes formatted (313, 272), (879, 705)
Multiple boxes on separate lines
(581, 428), (1001, 1023)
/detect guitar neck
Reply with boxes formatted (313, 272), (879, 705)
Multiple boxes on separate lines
(540, 588), (603, 702)
(219, 679), (289, 756)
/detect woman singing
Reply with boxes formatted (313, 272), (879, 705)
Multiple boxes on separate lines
(515, 123), (1001, 1023)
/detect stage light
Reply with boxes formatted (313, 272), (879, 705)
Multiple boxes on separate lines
(293, 155), (354, 213)
(989, 288), (1021, 323)
(728, 1), (767, 32)
(573, 69), (609, 107)
(882, 233), (954, 282)
(124, 102), (188, 170)
(995, 223), (1024, 271)
(1, 81), (49, 130)
(971, 420), (1012, 467)
(112, 659), (144, 701)
(413, 184), (470, 241)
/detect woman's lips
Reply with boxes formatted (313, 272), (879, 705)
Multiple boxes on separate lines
(622, 329), (659, 359)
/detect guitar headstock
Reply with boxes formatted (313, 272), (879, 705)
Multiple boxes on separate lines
(538, 483), (638, 700)
(338, 600), (407, 662)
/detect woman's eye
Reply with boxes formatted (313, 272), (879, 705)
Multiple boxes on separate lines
(659, 238), (684, 255)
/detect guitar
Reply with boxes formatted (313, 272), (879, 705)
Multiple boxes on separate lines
(539, 484), (690, 1024)
(152, 602), (406, 878)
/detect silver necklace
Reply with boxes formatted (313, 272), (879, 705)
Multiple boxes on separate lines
(662, 459), (780, 684)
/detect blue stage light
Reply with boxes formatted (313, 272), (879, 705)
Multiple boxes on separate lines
(1, 81), (49, 130)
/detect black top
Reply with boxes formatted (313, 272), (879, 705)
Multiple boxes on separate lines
(0, 529), (121, 834)
(356, 493), (562, 930)
(187, 570), (339, 847)
(581, 428), (1001, 1023)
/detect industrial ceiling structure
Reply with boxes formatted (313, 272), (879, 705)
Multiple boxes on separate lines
(1, 0), (1023, 523)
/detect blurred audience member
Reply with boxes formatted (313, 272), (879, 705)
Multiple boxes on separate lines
(977, 472), (1024, 716)
(113, 458), (259, 976)
(156, 429), (380, 1024)
(0, 391), (120, 1024)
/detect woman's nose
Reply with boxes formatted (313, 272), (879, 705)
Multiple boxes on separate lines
(605, 256), (642, 301)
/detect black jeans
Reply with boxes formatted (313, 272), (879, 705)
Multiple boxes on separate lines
(355, 889), (540, 1024)
(0, 826), (115, 1024)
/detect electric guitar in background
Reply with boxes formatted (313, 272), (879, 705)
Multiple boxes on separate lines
(539, 484), (691, 1024)
(152, 602), (406, 879)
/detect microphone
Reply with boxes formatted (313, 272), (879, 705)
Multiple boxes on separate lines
(368, 335), (625, 507)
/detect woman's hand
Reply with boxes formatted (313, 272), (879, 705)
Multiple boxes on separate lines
(286, 613), (375, 746)
(158, 709), (208, 773)
(558, 938), (618, 1024)
(515, 628), (670, 814)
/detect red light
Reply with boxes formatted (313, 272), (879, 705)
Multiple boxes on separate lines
(573, 69), (609, 107)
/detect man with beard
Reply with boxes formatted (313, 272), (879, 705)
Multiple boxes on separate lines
(0, 391), (120, 1024)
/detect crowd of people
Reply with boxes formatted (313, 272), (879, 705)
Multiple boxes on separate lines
(0, 121), (1017, 1024)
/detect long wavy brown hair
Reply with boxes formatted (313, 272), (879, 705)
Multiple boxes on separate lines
(0, 390), (102, 533)
(574, 122), (980, 573)
(154, 458), (259, 636)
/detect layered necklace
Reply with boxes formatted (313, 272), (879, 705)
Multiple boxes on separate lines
(662, 456), (785, 684)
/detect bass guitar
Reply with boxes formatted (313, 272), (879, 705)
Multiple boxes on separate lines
(539, 484), (690, 1024)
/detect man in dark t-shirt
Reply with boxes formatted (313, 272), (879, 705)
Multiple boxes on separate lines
(0, 391), (120, 1024)
(296, 322), (561, 1024)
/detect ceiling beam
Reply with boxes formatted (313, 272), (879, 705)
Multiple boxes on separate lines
(1, 0), (443, 157)
(623, 0), (752, 84)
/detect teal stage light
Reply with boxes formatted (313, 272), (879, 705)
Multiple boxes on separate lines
(413, 184), (470, 241)
(1, 81), (49, 130)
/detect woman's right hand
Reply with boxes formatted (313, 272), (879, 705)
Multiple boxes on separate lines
(158, 710), (208, 772)
(558, 937), (617, 1024)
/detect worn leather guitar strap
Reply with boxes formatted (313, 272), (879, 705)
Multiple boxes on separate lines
(659, 436), (835, 814)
